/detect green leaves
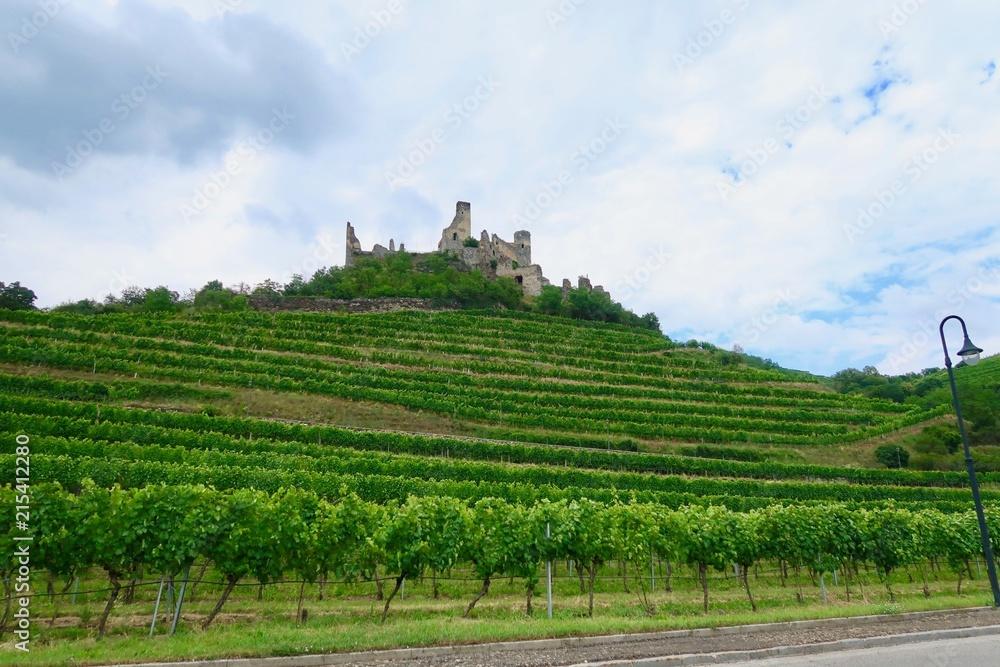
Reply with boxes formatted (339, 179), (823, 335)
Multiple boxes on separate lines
(378, 495), (467, 581)
(6, 481), (997, 622)
(0, 307), (938, 447)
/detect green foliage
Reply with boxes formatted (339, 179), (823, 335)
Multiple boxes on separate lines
(532, 285), (661, 332)
(833, 358), (1000, 454)
(463, 237), (480, 248)
(3, 480), (998, 627)
(282, 253), (523, 310)
(194, 281), (249, 311)
(875, 445), (910, 469)
(141, 286), (182, 313)
(0, 376), (975, 497)
(0, 281), (37, 311)
(2, 308), (943, 447)
(677, 445), (767, 463)
(51, 299), (104, 315)
(860, 507), (917, 599)
(914, 424), (962, 455)
(536, 285), (566, 317)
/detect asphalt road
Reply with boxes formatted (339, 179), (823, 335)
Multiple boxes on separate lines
(718, 634), (1000, 667)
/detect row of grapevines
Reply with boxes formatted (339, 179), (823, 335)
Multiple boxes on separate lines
(5, 483), (994, 628)
(0, 334), (934, 444)
(0, 393), (982, 490)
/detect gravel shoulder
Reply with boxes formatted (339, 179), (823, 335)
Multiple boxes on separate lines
(353, 608), (1000, 667)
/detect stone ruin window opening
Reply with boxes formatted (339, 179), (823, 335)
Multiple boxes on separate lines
(516, 276), (524, 285)
(453, 233), (458, 240)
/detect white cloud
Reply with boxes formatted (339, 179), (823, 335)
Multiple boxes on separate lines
(0, 0), (998, 376)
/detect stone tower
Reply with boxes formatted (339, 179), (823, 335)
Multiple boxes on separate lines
(346, 222), (362, 267)
(513, 230), (531, 266)
(439, 201), (472, 253)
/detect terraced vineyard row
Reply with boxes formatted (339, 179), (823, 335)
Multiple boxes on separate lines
(0, 310), (940, 446)
(0, 394), (990, 511)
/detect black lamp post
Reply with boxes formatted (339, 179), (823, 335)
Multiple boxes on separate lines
(939, 315), (1000, 607)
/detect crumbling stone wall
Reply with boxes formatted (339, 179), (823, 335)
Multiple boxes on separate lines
(512, 230), (532, 266)
(345, 200), (563, 299)
(497, 264), (548, 297)
(345, 222), (362, 267)
(438, 201), (472, 253)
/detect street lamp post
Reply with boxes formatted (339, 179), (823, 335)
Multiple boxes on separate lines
(939, 315), (1000, 607)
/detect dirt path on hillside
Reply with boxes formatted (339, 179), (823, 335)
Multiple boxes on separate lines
(355, 608), (1000, 667)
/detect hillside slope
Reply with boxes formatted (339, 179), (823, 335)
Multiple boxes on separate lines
(0, 309), (945, 452)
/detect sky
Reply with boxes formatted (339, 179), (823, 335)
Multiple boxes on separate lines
(1, 0), (998, 377)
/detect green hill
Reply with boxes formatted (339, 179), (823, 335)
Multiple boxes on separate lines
(0, 309), (945, 452)
(5, 306), (1000, 662)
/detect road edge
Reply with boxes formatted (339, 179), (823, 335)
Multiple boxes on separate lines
(100, 606), (998, 667)
(571, 623), (1000, 666)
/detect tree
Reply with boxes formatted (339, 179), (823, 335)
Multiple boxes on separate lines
(117, 286), (147, 307)
(253, 279), (285, 296)
(51, 299), (103, 315)
(0, 281), (37, 310)
(536, 285), (566, 316)
(194, 280), (248, 311)
(142, 286), (181, 313)
(640, 312), (661, 333)
(914, 424), (962, 455)
(875, 445), (910, 469)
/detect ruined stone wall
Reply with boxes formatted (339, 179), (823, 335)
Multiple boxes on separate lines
(512, 230), (532, 266)
(490, 234), (520, 266)
(248, 295), (459, 314)
(344, 200), (557, 300)
(346, 222), (362, 267)
(439, 201), (472, 253)
(497, 264), (547, 297)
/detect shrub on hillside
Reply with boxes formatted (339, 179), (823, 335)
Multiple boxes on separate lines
(875, 445), (910, 469)
(913, 423), (962, 455)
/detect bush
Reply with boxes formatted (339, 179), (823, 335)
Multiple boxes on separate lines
(875, 445), (910, 469)
(463, 237), (479, 248)
(914, 424), (962, 455)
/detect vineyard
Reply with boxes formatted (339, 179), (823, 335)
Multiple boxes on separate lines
(0, 309), (996, 664)
(0, 309), (945, 446)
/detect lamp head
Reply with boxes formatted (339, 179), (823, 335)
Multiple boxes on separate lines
(958, 336), (984, 367)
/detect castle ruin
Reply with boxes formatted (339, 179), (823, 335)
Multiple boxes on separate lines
(346, 201), (551, 296)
